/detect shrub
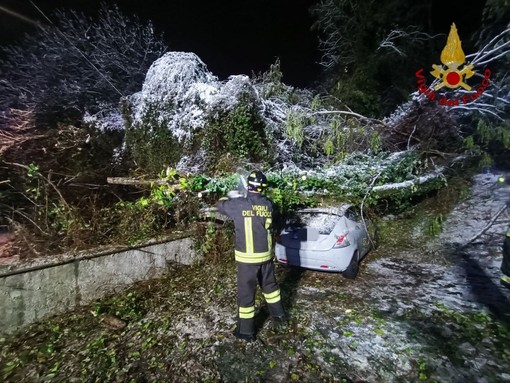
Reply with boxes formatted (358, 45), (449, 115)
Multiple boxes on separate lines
(124, 102), (182, 175)
(202, 93), (274, 171)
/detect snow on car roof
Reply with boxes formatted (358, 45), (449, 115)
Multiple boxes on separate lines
(296, 204), (352, 216)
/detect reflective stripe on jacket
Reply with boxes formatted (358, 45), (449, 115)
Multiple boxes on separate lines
(217, 192), (274, 264)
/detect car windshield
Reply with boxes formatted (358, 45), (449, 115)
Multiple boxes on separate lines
(287, 212), (340, 235)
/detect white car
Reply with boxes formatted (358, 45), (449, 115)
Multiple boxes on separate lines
(274, 204), (376, 279)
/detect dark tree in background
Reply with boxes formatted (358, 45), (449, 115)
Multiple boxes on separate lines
(477, 0), (510, 47)
(0, 3), (167, 128)
(311, 0), (494, 117)
(312, 0), (441, 117)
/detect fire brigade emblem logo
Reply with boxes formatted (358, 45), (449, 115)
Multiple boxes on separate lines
(430, 23), (475, 90)
(416, 23), (491, 107)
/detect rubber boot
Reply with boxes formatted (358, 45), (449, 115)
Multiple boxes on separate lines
(233, 327), (256, 342)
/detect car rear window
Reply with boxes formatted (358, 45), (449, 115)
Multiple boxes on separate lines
(286, 212), (339, 235)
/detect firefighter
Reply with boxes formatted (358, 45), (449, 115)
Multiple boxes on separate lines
(501, 223), (510, 288)
(217, 170), (286, 342)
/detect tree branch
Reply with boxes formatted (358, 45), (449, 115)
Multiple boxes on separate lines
(461, 204), (508, 248)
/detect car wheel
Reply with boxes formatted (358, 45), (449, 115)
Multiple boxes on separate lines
(342, 251), (359, 279)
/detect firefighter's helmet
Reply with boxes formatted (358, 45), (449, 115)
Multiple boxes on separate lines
(247, 171), (268, 192)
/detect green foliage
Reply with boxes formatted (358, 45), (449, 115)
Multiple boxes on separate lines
(92, 290), (146, 322)
(11, 145), (449, 255)
(188, 175), (209, 192)
(311, 95), (323, 110)
(320, 117), (380, 163)
(203, 93), (273, 170)
(253, 58), (309, 105)
(285, 110), (307, 147)
(17, 162), (88, 250)
(370, 131), (382, 154)
(192, 221), (235, 264)
(418, 359), (429, 381)
(197, 174), (239, 195)
(125, 102), (182, 175)
(106, 169), (197, 245)
(466, 119), (510, 170)
(268, 187), (307, 216)
(333, 72), (381, 117)
(501, 125), (510, 149)
(463, 135), (475, 150)
(477, 120), (491, 145)
(26, 163), (39, 178)
(95, 169), (242, 248)
(427, 214), (443, 237)
(322, 118), (347, 161)
(258, 58), (284, 98)
(149, 168), (189, 208)
(263, 150), (441, 213)
(324, 138), (335, 156)
(479, 152), (493, 169)
(114, 199), (166, 245)
(431, 303), (510, 362)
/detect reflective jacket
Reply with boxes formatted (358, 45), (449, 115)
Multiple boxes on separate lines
(217, 192), (274, 264)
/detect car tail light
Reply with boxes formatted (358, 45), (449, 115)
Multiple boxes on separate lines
(333, 233), (350, 248)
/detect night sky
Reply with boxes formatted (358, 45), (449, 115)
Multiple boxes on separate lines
(0, 0), (488, 88)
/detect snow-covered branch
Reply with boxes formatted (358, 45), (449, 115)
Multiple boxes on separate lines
(445, 28), (510, 120)
(378, 29), (441, 56)
(467, 28), (510, 67)
(371, 167), (445, 193)
(311, 109), (374, 121)
(449, 105), (505, 120)
(454, 88), (510, 105)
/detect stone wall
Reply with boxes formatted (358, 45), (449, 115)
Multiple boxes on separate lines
(0, 237), (198, 335)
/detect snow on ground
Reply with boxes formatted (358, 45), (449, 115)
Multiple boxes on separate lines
(437, 172), (510, 246)
(276, 171), (510, 382)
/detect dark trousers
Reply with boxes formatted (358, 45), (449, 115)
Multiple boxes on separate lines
(502, 236), (510, 276)
(236, 260), (285, 335)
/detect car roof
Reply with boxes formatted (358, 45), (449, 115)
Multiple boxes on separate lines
(296, 204), (352, 217)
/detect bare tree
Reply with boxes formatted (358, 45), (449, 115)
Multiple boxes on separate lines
(0, 3), (167, 128)
(312, 0), (367, 70)
(377, 28), (441, 57)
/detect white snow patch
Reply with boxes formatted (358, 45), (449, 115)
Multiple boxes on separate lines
(140, 51), (217, 104)
(372, 167), (445, 192)
(83, 109), (125, 132)
(437, 172), (510, 246)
